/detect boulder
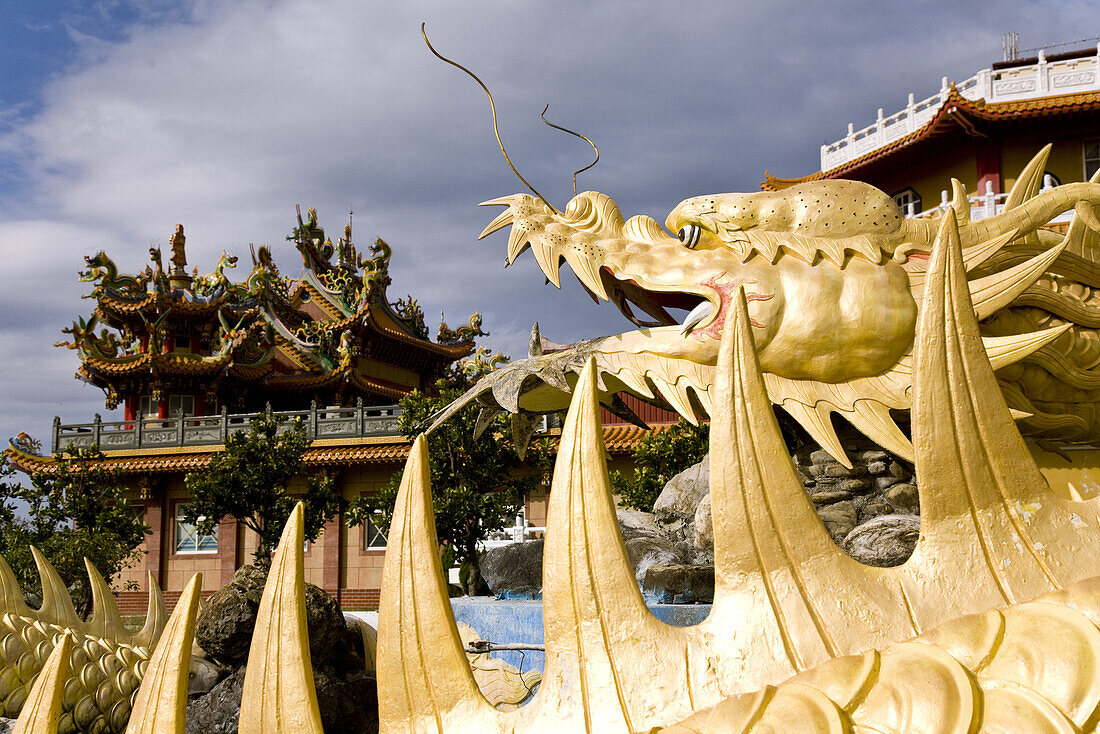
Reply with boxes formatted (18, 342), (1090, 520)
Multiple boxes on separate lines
(626, 536), (686, 587)
(184, 663), (379, 734)
(0, 718), (13, 734)
(195, 564), (359, 671)
(617, 509), (662, 540)
(817, 501), (858, 541)
(692, 493), (713, 553)
(481, 540), (543, 598)
(186, 668), (246, 734)
(842, 514), (920, 567)
(653, 457), (710, 523)
(885, 483), (919, 514)
(643, 564), (715, 604)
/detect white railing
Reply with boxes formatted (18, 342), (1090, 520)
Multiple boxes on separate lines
(821, 45), (1100, 172)
(907, 176), (1074, 225)
(480, 513), (546, 551)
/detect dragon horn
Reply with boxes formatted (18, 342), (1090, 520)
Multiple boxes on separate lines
(84, 558), (126, 641)
(30, 547), (83, 632)
(1003, 145), (1053, 211)
(126, 573), (202, 734)
(13, 632), (72, 734)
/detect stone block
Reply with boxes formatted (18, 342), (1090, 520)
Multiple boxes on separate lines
(643, 564), (715, 604)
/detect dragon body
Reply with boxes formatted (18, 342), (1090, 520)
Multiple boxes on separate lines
(437, 149), (1100, 465)
(0, 554), (167, 734)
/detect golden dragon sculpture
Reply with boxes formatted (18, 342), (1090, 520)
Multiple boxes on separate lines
(430, 146), (1100, 466)
(10, 203), (1100, 732)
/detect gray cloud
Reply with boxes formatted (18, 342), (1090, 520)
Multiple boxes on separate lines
(3, 0), (1097, 450)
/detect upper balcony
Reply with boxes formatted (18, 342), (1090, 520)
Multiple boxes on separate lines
(821, 46), (1100, 173)
(51, 401), (404, 454)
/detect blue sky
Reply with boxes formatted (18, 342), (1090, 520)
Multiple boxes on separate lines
(1, 0), (1097, 460)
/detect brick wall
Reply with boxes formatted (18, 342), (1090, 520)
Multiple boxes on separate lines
(115, 587), (381, 616)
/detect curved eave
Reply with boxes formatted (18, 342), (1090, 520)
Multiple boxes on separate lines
(81, 351), (234, 378)
(762, 87), (1100, 190)
(5, 424), (660, 475)
(95, 291), (235, 320)
(365, 307), (475, 361)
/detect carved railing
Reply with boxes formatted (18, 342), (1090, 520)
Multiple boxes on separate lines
(821, 46), (1100, 172)
(51, 400), (403, 454)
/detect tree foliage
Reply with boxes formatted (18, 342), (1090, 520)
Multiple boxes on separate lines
(0, 448), (150, 618)
(611, 419), (710, 512)
(348, 363), (550, 596)
(183, 414), (342, 567)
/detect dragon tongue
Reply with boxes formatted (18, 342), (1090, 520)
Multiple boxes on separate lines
(680, 300), (714, 336)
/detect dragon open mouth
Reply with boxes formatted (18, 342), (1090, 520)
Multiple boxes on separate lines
(598, 267), (713, 334)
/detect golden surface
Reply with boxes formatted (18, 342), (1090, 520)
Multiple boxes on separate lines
(448, 150), (1100, 467)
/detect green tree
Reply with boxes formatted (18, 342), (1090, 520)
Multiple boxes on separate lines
(348, 363), (550, 596)
(611, 419), (710, 512)
(183, 414), (342, 567)
(0, 448), (150, 618)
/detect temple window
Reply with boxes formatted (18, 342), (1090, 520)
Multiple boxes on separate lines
(139, 395), (157, 418)
(1085, 139), (1099, 180)
(168, 395), (195, 417)
(174, 505), (218, 553)
(363, 511), (387, 549)
(892, 188), (922, 215)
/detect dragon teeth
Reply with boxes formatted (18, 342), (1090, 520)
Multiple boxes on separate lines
(680, 300), (714, 336)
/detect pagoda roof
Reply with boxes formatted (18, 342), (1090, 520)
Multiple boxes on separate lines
(762, 86), (1100, 191)
(63, 211), (480, 405)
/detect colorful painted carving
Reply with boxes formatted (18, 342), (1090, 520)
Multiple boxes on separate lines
(10, 202), (1100, 732)
(433, 148), (1100, 467)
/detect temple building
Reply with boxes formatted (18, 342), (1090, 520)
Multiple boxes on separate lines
(762, 45), (1100, 216)
(6, 209), (663, 612)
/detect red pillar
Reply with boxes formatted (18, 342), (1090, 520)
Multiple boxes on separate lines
(217, 518), (239, 587)
(157, 400), (168, 419)
(145, 488), (167, 590)
(976, 140), (1001, 196)
(322, 511), (343, 597)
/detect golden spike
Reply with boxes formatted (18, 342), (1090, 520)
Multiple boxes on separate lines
(506, 220), (532, 265)
(969, 238), (1065, 320)
(238, 503), (324, 734)
(779, 401), (851, 468)
(376, 436), (498, 731)
(904, 207), (1097, 624)
(1075, 199), (1100, 231)
(0, 554), (32, 618)
(29, 548), (82, 632)
(531, 242), (562, 287)
(537, 357), (697, 729)
(982, 324), (1071, 370)
(478, 196), (518, 208)
(132, 572), (168, 649)
(12, 632), (71, 734)
(84, 558), (125, 641)
(950, 178), (971, 226)
(1063, 168), (1100, 259)
(702, 287), (913, 689)
(962, 228), (1019, 272)
(1003, 144), (1053, 212)
(649, 374), (697, 424)
(125, 573), (202, 734)
(845, 400), (915, 462)
(562, 248), (609, 301)
(478, 207), (515, 240)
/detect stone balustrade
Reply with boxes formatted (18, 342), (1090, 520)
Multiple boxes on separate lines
(51, 400), (403, 454)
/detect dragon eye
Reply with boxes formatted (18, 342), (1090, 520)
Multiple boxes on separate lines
(678, 225), (702, 249)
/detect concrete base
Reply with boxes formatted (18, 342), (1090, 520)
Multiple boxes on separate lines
(450, 596), (711, 672)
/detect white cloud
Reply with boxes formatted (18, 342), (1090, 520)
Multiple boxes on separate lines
(2, 0), (1097, 444)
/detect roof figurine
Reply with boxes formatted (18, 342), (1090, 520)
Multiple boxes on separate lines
(58, 209), (480, 419)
